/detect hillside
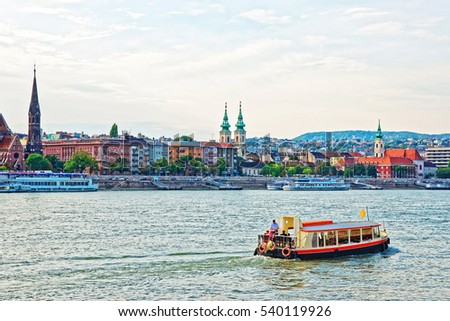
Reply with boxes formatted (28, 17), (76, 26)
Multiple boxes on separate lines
(293, 130), (450, 142)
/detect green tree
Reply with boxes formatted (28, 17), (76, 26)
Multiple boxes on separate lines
(189, 158), (207, 176)
(235, 156), (244, 176)
(0, 165), (9, 171)
(63, 151), (98, 173)
(353, 163), (366, 176)
(151, 158), (168, 175)
(208, 165), (218, 176)
(26, 153), (52, 171)
(174, 135), (193, 142)
(344, 168), (353, 177)
(261, 164), (271, 176)
(44, 155), (64, 172)
(302, 167), (313, 175)
(109, 123), (118, 138)
(328, 166), (337, 176)
(216, 158), (228, 175)
(287, 167), (297, 177)
(367, 165), (377, 178)
(271, 164), (285, 177)
(167, 161), (178, 175)
(437, 168), (450, 178)
(110, 157), (129, 174)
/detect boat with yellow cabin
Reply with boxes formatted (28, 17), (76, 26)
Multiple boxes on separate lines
(255, 214), (390, 260)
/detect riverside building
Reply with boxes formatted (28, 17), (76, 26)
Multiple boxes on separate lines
(356, 121), (423, 178)
(425, 147), (450, 168)
(0, 114), (25, 170)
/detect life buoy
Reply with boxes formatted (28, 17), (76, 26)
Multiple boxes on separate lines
(267, 241), (276, 251)
(281, 247), (291, 258)
(259, 243), (266, 253)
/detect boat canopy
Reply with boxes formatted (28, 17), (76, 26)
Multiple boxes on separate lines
(301, 221), (381, 232)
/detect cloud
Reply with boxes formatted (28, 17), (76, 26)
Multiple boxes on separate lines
(356, 21), (403, 36)
(234, 9), (291, 25)
(408, 29), (448, 42)
(341, 7), (389, 20)
(303, 35), (349, 47)
(165, 38), (292, 75)
(356, 20), (448, 42)
(411, 16), (447, 28)
(167, 3), (225, 16)
(22, 6), (70, 15)
(115, 8), (146, 20)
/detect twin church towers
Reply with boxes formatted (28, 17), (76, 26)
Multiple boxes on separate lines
(219, 102), (246, 157)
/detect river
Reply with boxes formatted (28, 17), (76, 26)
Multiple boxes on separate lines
(1, 190), (449, 300)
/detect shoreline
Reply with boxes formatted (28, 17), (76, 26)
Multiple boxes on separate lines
(95, 176), (445, 191)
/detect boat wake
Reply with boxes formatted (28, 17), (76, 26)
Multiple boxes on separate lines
(168, 250), (248, 257)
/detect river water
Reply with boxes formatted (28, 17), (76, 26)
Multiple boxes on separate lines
(1, 190), (449, 300)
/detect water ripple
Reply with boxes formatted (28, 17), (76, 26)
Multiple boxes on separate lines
(1, 190), (449, 300)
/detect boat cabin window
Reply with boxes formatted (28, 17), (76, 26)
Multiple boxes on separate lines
(337, 230), (349, 245)
(373, 227), (380, 238)
(318, 232), (325, 247)
(312, 233), (317, 247)
(325, 231), (336, 246)
(350, 229), (361, 243)
(362, 228), (372, 241)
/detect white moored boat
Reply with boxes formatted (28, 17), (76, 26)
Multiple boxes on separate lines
(266, 180), (289, 190)
(0, 171), (98, 193)
(282, 178), (349, 191)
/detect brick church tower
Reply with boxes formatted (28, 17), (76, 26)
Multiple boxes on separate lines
(25, 65), (43, 157)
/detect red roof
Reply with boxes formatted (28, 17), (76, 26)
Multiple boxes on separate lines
(0, 136), (14, 149)
(0, 113), (12, 135)
(200, 141), (234, 148)
(388, 157), (414, 165)
(345, 158), (356, 166)
(356, 156), (413, 166)
(385, 149), (423, 160)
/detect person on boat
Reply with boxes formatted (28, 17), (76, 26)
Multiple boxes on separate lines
(280, 230), (287, 236)
(270, 219), (279, 233)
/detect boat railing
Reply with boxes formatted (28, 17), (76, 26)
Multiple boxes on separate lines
(258, 235), (297, 249)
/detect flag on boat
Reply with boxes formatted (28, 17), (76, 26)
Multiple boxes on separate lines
(360, 208), (366, 219)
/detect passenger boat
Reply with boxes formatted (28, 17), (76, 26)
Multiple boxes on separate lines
(266, 180), (289, 190)
(282, 178), (349, 191)
(425, 182), (450, 190)
(0, 171), (98, 192)
(219, 184), (243, 190)
(255, 215), (389, 260)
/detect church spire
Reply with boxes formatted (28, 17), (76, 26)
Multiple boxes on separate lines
(376, 119), (383, 139)
(25, 64), (43, 157)
(235, 101), (245, 132)
(29, 63), (40, 115)
(220, 102), (231, 133)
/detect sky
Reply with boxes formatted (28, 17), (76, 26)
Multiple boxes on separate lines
(0, 0), (449, 140)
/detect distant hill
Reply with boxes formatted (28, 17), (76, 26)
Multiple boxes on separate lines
(294, 130), (450, 142)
